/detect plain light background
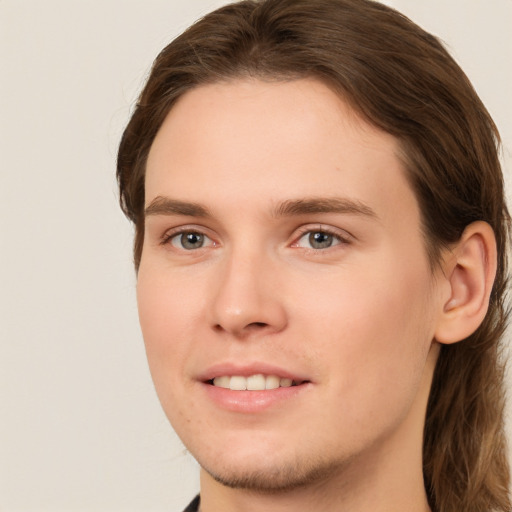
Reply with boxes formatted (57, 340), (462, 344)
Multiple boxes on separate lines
(1, 1), (510, 510)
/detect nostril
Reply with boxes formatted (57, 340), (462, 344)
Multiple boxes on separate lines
(212, 319), (277, 337)
(247, 322), (268, 329)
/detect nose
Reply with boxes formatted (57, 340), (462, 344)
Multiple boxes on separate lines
(209, 247), (288, 339)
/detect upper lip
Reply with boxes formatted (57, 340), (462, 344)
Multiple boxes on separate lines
(197, 362), (311, 384)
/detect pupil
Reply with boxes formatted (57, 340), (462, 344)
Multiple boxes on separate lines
(182, 232), (204, 249)
(309, 231), (332, 249)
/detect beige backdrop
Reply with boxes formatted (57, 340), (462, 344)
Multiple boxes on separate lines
(1, 1), (510, 510)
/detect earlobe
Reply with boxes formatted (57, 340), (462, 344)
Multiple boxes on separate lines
(434, 221), (497, 345)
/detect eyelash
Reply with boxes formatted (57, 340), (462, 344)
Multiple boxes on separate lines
(159, 225), (352, 252)
(291, 226), (352, 251)
(160, 227), (216, 250)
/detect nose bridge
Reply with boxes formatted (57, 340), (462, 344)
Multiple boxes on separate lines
(210, 241), (286, 337)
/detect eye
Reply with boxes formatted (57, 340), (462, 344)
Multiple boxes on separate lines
(168, 231), (213, 250)
(294, 228), (349, 250)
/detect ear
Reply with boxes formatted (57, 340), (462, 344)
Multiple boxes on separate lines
(434, 221), (497, 344)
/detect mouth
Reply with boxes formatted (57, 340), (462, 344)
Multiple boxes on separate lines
(207, 374), (307, 391)
(200, 365), (312, 412)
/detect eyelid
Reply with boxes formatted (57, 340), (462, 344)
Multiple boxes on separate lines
(160, 225), (218, 248)
(290, 224), (353, 249)
(157, 223), (353, 251)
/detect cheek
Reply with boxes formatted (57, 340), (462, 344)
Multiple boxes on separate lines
(136, 269), (209, 436)
(293, 255), (435, 409)
(136, 269), (200, 387)
(137, 261), (207, 332)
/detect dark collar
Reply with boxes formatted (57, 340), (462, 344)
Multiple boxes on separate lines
(183, 495), (200, 512)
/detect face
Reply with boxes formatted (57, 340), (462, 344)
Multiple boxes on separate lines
(138, 79), (442, 491)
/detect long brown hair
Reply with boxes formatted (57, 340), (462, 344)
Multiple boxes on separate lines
(117, 1), (511, 510)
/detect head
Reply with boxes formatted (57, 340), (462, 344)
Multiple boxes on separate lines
(117, 1), (510, 511)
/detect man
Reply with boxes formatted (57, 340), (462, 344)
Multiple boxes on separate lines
(117, 1), (511, 511)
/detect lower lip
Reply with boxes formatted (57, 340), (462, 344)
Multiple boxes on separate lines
(200, 382), (311, 413)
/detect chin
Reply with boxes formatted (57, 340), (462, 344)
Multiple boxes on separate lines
(198, 450), (346, 494)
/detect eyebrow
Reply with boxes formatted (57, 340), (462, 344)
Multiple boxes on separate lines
(272, 197), (378, 219)
(144, 195), (378, 220)
(145, 197), (212, 218)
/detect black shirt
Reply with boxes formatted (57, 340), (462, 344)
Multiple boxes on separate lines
(183, 495), (200, 512)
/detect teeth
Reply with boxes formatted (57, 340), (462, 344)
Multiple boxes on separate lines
(247, 374), (265, 390)
(229, 376), (247, 390)
(265, 375), (280, 390)
(212, 376), (230, 389)
(279, 378), (293, 388)
(212, 374), (298, 390)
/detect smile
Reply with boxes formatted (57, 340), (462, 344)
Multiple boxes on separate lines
(210, 374), (301, 390)
(200, 366), (312, 412)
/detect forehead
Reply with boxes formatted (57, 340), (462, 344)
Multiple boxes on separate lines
(145, 78), (418, 228)
(147, 78), (396, 173)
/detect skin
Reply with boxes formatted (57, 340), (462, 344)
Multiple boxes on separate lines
(137, 78), (446, 512)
